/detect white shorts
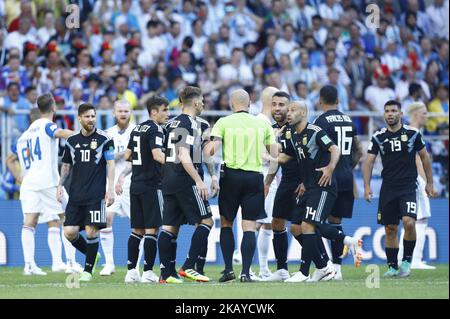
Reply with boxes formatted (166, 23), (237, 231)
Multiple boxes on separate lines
(106, 187), (130, 218)
(20, 187), (65, 224)
(257, 181), (278, 224)
(416, 176), (431, 220)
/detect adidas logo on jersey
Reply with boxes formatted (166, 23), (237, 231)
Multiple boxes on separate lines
(75, 144), (80, 148)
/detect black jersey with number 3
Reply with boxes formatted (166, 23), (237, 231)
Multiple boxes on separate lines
(162, 114), (207, 194)
(284, 123), (337, 193)
(368, 125), (425, 187)
(127, 120), (164, 194)
(314, 109), (357, 191)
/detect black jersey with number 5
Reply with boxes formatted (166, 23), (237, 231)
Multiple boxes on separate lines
(368, 125), (425, 187)
(162, 114), (206, 194)
(284, 123), (337, 194)
(127, 120), (164, 194)
(314, 109), (356, 191)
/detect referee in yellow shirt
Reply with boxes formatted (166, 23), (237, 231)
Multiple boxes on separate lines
(205, 89), (278, 282)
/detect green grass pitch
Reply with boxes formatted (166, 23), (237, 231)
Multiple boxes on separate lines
(0, 265), (448, 299)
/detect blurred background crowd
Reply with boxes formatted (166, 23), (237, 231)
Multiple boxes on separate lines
(0, 0), (448, 199)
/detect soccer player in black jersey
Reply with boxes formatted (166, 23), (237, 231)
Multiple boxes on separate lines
(158, 86), (214, 283)
(263, 91), (303, 282)
(115, 96), (169, 284)
(313, 85), (364, 279)
(363, 100), (436, 278)
(57, 103), (115, 282)
(276, 100), (340, 282)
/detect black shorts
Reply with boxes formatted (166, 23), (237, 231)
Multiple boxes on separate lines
(130, 189), (163, 229)
(65, 199), (106, 230)
(378, 185), (417, 225)
(293, 189), (336, 225)
(330, 190), (355, 219)
(219, 168), (266, 222)
(163, 186), (212, 226)
(272, 180), (299, 221)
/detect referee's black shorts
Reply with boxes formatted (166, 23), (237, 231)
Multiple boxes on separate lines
(218, 167), (266, 222)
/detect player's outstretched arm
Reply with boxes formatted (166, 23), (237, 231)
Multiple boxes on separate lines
(57, 163), (71, 202)
(179, 146), (209, 200)
(351, 136), (364, 168)
(205, 156), (219, 197)
(151, 148), (165, 164)
(418, 148), (436, 198)
(203, 139), (221, 157)
(105, 159), (115, 207)
(54, 129), (75, 140)
(363, 153), (376, 202)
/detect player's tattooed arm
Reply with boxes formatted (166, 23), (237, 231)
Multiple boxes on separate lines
(351, 136), (363, 168)
(205, 156), (219, 197)
(418, 147), (437, 198)
(57, 163), (71, 202)
(363, 153), (377, 202)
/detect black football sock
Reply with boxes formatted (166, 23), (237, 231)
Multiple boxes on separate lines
(220, 227), (235, 272)
(329, 223), (344, 264)
(385, 247), (399, 269)
(70, 233), (87, 255)
(316, 223), (346, 242)
(303, 233), (327, 270)
(196, 241), (208, 274)
(170, 235), (178, 276)
(127, 232), (143, 270)
(182, 224), (211, 270)
(84, 237), (99, 274)
(295, 234), (311, 276)
(315, 229), (330, 263)
(143, 234), (157, 271)
(158, 230), (174, 279)
(273, 229), (288, 270)
(241, 231), (256, 276)
(402, 239), (416, 263)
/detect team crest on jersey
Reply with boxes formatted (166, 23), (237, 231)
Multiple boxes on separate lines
(90, 140), (98, 149)
(401, 134), (408, 142)
(377, 211), (382, 222)
(285, 130), (291, 139)
(302, 135), (308, 145)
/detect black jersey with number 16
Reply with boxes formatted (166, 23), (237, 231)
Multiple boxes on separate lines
(314, 109), (357, 191)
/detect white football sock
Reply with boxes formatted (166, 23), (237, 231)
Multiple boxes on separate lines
(258, 228), (273, 273)
(100, 227), (114, 266)
(136, 237), (144, 269)
(62, 227), (76, 263)
(22, 226), (35, 266)
(413, 219), (427, 264)
(48, 227), (63, 266)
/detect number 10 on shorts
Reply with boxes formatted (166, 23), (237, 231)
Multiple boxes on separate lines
(90, 210), (101, 223)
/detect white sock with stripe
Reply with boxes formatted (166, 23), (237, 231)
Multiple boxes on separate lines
(22, 226), (36, 267)
(100, 227), (114, 266)
(48, 227), (63, 266)
(258, 228), (273, 274)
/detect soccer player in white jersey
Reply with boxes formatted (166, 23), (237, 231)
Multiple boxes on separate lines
(99, 100), (136, 276)
(254, 86), (280, 279)
(16, 94), (80, 275)
(405, 102), (436, 269)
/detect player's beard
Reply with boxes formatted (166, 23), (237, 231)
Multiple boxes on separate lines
(386, 117), (400, 127)
(82, 122), (95, 133)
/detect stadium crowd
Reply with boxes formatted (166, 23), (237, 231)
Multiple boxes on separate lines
(0, 0), (448, 199)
